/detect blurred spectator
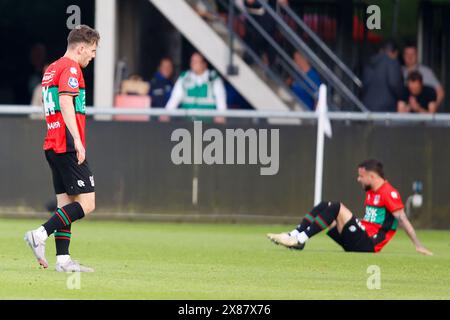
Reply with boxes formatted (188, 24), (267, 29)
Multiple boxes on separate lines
(397, 71), (438, 114)
(30, 64), (49, 107)
(188, 0), (230, 37)
(243, 0), (276, 65)
(275, 0), (297, 50)
(149, 58), (174, 108)
(30, 63), (49, 120)
(362, 40), (403, 112)
(277, 0), (289, 6)
(402, 42), (444, 107)
(121, 74), (150, 96)
(28, 43), (47, 98)
(188, 0), (219, 21)
(165, 52), (226, 123)
(290, 51), (321, 111)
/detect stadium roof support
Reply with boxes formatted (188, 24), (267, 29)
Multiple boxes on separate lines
(94, 0), (117, 121)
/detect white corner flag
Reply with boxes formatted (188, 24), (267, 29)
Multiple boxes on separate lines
(314, 84), (332, 205)
(316, 84), (332, 139)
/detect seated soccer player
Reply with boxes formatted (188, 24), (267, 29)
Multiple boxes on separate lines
(267, 159), (433, 255)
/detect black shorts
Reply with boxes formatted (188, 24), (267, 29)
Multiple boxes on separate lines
(327, 216), (375, 253)
(45, 150), (95, 196)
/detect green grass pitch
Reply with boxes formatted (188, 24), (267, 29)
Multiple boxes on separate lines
(1, 218), (449, 299)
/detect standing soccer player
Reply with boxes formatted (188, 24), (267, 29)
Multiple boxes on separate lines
(268, 159), (433, 255)
(24, 25), (100, 272)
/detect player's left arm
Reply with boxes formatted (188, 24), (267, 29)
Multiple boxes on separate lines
(392, 209), (433, 256)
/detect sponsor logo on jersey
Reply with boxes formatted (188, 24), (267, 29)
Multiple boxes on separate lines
(391, 191), (398, 199)
(77, 180), (85, 188)
(42, 71), (56, 84)
(89, 176), (95, 187)
(47, 121), (61, 130)
(374, 195), (380, 205)
(68, 77), (79, 89)
(365, 207), (378, 222)
(70, 67), (77, 75)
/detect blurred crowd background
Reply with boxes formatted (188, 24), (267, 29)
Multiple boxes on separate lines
(0, 0), (449, 116)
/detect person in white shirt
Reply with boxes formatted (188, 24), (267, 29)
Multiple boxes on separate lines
(165, 52), (226, 123)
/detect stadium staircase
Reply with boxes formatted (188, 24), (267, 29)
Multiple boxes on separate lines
(149, 0), (366, 112)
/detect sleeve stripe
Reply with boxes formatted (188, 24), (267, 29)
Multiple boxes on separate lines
(59, 91), (79, 96)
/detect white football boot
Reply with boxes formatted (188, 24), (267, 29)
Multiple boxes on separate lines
(24, 230), (49, 268)
(267, 232), (305, 250)
(56, 259), (94, 273)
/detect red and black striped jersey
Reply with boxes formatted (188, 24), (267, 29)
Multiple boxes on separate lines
(361, 181), (404, 252)
(42, 57), (86, 153)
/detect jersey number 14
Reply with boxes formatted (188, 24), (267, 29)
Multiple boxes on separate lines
(43, 86), (56, 116)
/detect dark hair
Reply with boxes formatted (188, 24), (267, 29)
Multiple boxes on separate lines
(407, 70), (423, 83)
(403, 40), (417, 50)
(358, 159), (385, 179)
(68, 25), (100, 47)
(191, 52), (206, 62)
(382, 39), (398, 53)
(159, 57), (172, 65)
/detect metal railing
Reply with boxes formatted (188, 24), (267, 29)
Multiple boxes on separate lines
(2, 105), (450, 123)
(211, 0), (319, 107)
(256, 0), (367, 112)
(211, 0), (316, 109)
(277, 2), (363, 88)
(209, 0), (368, 112)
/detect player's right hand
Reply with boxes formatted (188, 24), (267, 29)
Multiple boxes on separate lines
(74, 138), (86, 165)
(416, 246), (433, 256)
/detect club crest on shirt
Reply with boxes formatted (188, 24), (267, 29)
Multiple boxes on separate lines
(68, 77), (79, 89)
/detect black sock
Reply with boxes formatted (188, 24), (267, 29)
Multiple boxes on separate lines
(55, 224), (72, 256)
(296, 201), (329, 233)
(304, 202), (341, 238)
(43, 202), (85, 236)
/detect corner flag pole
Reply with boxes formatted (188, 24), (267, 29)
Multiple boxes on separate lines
(314, 84), (332, 206)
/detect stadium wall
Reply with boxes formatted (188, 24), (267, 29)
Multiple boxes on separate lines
(1, 117), (449, 229)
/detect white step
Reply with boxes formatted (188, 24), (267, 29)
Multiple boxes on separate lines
(149, 0), (292, 112)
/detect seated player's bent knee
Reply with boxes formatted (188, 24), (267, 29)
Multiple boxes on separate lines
(336, 204), (353, 232)
(338, 203), (352, 215)
(327, 201), (341, 213)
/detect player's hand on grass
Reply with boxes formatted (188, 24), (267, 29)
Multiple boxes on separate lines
(416, 246), (433, 256)
(74, 138), (85, 165)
